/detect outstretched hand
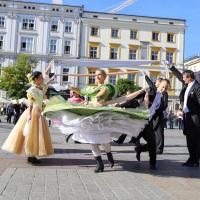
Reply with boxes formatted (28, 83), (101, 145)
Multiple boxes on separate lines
(163, 60), (172, 68)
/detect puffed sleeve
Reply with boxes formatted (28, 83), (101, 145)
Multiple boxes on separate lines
(80, 86), (94, 96)
(27, 88), (36, 104)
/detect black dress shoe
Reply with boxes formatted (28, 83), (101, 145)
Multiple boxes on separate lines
(27, 156), (40, 164)
(74, 141), (81, 144)
(149, 164), (157, 170)
(182, 158), (192, 166)
(187, 162), (199, 167)
(135, 146), (141, 161)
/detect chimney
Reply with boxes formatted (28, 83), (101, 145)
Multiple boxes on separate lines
(52, 0), (63, 4)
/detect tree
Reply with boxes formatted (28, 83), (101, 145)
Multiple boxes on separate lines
(115, 78), (141, 97)
(0, 54), (37, 99)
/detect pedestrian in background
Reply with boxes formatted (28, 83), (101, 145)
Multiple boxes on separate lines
(6, 103), (14, 123)
(13, 100), (21, 125)
(163, 110), (168, 129)
(177, 108), (183, 130)
(168, 110), (175, 129)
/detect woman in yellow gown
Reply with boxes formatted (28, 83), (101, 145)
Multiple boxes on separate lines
(2, 64), (55, 164)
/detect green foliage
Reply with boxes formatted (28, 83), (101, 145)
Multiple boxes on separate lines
(0, 54), (37, 99)
(116, 78), (141, 97)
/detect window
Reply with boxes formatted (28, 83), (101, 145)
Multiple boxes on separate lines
(108, 69), (119, 85)
(22, 19), (35, 30)
(167, 33), (175, 42)
(51, 21), (58, 32)
(110, 44), (120, 59)
(0, 17), (5, 27)
(129, 50), (137, 60)
(111, 28), (120, 38)
(166, 48), (176, 64)
(65, 22), (72, 33)
(87, 68), (98, 85)
(90, 27), (99, 36)
(127, 70), (138, 84)
(88, 42), (100, 59)
(0, 35), (3, 50)
(166, 52), (173, 63)
(62, 68), (69, 82)
(129, 45), (139, 60)
(21, 37), (34, 52)
(151, 51), (158, 60)
(110, 48), (118, 59)
(149, 71), (160, 83)
(152, 32), (160, 41)
(130, 30), (138, 39)
(49, 39), (57, 53)
(64, 41), (71, 54)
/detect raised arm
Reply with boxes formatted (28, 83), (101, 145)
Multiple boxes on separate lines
(44, 60), (54, 75)
(145, 75), (155, 88)
(169, 66), (184, 84)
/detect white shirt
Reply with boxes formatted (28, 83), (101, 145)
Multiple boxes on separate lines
(183, 80), (195, 113)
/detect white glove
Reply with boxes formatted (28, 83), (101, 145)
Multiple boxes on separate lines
(26, 115), (31, 122)
(163, 60), (172, 68)
(141, 71), (147, 76)
(51, 74), (57, 79)
(65, 84), (72, 90)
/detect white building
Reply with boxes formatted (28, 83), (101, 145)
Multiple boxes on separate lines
(0, 1), (187, 108)
(0, 0), (83, 98)
(184, 54), (200, 72)
(79, 11), (187, 107)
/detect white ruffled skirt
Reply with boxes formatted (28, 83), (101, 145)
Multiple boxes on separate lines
(49, 110), (148, 144)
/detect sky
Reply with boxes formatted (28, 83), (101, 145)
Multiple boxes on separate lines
(27, 0), (200, 60)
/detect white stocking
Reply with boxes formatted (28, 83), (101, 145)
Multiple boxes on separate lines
(101, 143), (111, 153)
(91, 144), (101, 157)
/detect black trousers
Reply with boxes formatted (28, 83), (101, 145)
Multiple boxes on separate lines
(185, 113), (200, 163)
(13, 114), (20, 125)
(154, 120), (164, 152)
(138, 122), (157, 165)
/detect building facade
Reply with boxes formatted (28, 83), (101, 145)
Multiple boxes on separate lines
(0, 0), (187, 109)
(79, 11), (187, 107)
(0, 0), (83, 98)
(184, 54), (200, 72)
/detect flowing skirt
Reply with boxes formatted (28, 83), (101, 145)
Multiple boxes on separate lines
(2, 106), (54, 157)
(43, 96), (150, 144)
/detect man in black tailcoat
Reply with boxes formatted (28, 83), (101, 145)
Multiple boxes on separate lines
(167, 62), (200, 167)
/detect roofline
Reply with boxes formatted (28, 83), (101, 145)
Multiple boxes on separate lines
(84, 11), (186, 22)
(0, 0), (83, 8)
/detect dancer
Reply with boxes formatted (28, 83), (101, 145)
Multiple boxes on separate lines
(44, 69), (149, 172)
(2, 60), (55, 164)
(144, 73), (168, 154)
(102, 79), (170, 170)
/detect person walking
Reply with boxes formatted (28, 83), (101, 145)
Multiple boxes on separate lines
(166, 61), (200, 167)
(177, 108), (183, 130)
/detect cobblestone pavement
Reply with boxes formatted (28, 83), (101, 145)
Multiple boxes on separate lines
(0, 116), (200, 200)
